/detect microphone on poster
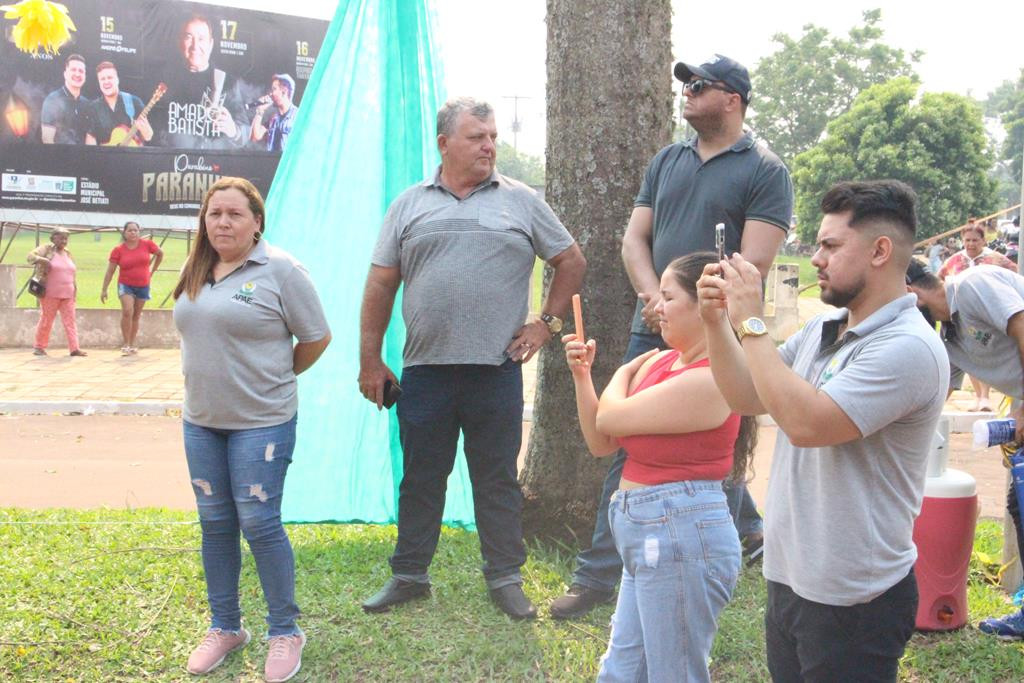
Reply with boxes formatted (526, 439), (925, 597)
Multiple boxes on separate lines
(245, 95), (271, 110)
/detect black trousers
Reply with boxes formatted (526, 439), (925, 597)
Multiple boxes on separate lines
(765, 571), (918, 682)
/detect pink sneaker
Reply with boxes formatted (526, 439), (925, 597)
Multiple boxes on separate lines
(264, 631), (306, 682)
(186, 627), (250, 674)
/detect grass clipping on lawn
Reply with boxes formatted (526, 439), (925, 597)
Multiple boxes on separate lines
(1, 509), (1022, 681)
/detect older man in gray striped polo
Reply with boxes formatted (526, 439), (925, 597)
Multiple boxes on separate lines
(358, 97), (586, 619)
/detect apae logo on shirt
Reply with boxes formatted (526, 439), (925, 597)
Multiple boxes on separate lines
(967, 326), (993, 347)
(820, 356), (842, 385)
(231, 282), (257, 306)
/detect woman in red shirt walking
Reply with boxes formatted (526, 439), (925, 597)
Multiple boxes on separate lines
(101, 221), (164, 355)
(562, 251), (756, 682)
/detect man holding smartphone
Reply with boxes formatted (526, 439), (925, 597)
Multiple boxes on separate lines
(357, 97), (585, 619)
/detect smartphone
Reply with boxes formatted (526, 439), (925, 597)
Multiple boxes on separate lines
(383, 379), (403, 409)
(715, 222), (725, 260)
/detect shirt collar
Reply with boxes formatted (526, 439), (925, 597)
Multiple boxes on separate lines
(680, 130), (756, 154)
(422, 165), (500, 194)
(818, 293), (919, 350)
(248, 237), (269, 264)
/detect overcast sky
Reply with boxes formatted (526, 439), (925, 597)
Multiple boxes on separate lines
(218, 0), (1024, 156)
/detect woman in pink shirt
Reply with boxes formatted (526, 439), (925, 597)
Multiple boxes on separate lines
(100, 221), (164, 355)
(26, 228), (86, 356)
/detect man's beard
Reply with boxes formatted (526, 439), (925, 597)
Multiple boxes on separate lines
(819, 275), (865, 308)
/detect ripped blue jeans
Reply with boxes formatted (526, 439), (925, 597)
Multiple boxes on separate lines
(183, 415), (300, 637)
(598, 481), (740, 683)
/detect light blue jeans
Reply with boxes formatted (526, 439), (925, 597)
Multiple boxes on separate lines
(183, 415), (301, 637)
(597, 481), (740, 683)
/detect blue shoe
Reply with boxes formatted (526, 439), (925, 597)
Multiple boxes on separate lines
(978, 609), (1024, 640)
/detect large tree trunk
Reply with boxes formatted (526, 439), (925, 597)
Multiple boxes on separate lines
(521, 1), (673, 542)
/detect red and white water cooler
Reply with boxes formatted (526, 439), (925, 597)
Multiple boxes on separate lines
(912, 417), (978, 631)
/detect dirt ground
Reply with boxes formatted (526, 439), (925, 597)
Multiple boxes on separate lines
(0, 414), (1012, 521)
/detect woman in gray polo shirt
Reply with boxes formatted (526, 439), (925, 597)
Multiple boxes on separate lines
(172, 177), (330, 682)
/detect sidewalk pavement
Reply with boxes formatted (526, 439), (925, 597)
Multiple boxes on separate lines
(0, 346), (541, 416)
(0, 347), (184, 414)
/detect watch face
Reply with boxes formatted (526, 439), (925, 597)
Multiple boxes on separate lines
(747, 318), (767, 334)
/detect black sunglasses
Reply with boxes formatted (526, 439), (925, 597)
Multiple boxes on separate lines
(683, 78), (737, 97)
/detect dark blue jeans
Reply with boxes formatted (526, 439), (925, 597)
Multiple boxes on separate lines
(390, 361), (527, 588)
(572, 332), (763, 592)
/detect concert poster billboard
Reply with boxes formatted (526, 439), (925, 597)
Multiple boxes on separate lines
(0, 0), (329, 217)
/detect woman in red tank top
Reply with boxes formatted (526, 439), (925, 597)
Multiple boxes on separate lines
(563, 252), (757, 683)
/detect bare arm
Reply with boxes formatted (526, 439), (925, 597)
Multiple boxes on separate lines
(100, 262), (117, 303)
(250, 105), (270, 142)
(136, 116), (153, 142)
(150, 247), (164, 275)
(40, 125), (56, 144)
(621, 206), (662, 332)
(562, 334), (619, 457)
(358, 264), (401, 409)
(506, 243), (586, 363)
(698, 270), (768, 415)
(739, 219), (787, 279)
(294, 333), (331, 375)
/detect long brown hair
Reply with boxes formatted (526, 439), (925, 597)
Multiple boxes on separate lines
(665, 251), (758, 483)
(173, 177), (266, 301)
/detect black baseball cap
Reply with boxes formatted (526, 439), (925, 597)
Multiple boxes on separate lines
(674, 54), (752, 104)
(905, 257), (932, 286)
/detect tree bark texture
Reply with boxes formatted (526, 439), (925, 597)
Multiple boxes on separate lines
(521, 0), (673, 542)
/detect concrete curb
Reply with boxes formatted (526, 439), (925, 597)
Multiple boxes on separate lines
(0, 400), (181, 416)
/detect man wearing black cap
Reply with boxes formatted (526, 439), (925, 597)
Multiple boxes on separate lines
(550, 54), (793, 619)
(906, 258), (1024, 640)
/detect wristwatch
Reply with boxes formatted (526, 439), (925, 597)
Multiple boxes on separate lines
(737, 317), (768, 342)
(540, 313), (563, 336)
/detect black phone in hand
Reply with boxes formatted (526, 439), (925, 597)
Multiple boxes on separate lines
(383, 379), (403, 408)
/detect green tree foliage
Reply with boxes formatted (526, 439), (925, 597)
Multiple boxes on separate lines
(994, 69), (1024, 184)
(750, 9), (921, 164)
(496, 141), (545, 186)
(791, 78), (997, 241)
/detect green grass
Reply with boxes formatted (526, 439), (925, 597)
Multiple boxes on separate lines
(3, 230), (190, 310)
(2, 511), (1022, 681)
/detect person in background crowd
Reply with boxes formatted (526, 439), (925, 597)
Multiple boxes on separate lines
(551, 53), (793, 620)
(906, 258), (1024, 640)
(27, 228), (87, 356)
(173, 177), (330, 682)
(101, 221), (164, 354)
(563, 251), (753, 682)
(699, 180), (947, 681)
(938, 221), (1016, 411)
(40, 53), (92, 144)
(250, 74), (298, 152)
(927, 239), (944, 273)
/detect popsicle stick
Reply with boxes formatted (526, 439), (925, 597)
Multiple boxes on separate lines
(572, 293), (585, 341)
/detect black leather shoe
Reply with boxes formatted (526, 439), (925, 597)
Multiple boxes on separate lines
(549, 583), (615, 619)
(489, 584), (537, 620)
(361, 577), (430, 613)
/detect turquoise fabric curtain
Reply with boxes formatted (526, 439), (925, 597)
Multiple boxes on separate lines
(264, 0), (476, 527)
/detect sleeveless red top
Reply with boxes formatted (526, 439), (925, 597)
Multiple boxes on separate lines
(618, 352), (739, 485)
